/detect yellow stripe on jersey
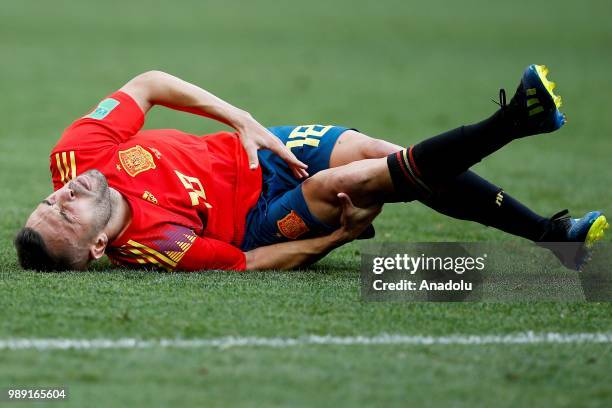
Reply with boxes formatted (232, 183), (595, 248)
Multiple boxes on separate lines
(70, 151), (77, 180)
(126, 240), (178, 268)
(61, 152), (69, 181)
(165, 251), (184, 263)
(126, 247), (163, 267)
(116, 247), (149, 265)
(116, 245), (171, 270)
(55, 153), (65, 184)
(116, 231), (197, 270)
(54, 151), (77, 184)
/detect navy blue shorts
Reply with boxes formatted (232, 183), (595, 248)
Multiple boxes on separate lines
(241, 125), (350, 251)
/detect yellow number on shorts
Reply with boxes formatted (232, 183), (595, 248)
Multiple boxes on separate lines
(175, 170), (212, 208)
(286, 125), (333, 149)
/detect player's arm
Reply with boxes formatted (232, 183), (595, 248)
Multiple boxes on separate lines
(120, 70), (308, 178)
(244, 193), (382, 270)
(176, 194), (379, 271)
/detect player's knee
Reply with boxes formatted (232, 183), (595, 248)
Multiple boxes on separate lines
(302, 173), (333, 205)
(303, 168), (364, 204)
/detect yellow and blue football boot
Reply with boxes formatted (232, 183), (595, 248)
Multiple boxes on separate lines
(501, 64), (566, 137)
(539, 210), (609, 271)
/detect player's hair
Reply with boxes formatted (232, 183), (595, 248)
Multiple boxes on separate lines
(14, 227), (73, 272)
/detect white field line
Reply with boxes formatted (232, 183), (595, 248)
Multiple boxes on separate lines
(1, 332), (612, 350)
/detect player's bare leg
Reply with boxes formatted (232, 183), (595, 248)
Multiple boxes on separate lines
(329, 130), (401, 167)
(303, 64), (607, 270)
(296, 129), (402, 227)
(303, 157), (393, 226)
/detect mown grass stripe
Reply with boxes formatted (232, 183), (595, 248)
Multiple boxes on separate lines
(1, 332), (612, 350)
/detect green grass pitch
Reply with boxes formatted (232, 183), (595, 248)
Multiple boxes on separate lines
(1, 0), (612, 406)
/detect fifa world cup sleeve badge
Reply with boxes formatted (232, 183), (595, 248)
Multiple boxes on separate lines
(277, 210), (310, 240)
(118, 145), (157, 177)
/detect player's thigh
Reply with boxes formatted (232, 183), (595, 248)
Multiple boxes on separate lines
(266, 125), (401, 176)
(241, 184), (336, 251)
(266, 125), (347, 176)
(329, 130), (402, 168)
(301, 158), (394, 224)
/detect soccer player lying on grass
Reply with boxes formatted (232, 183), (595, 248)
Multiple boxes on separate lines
(15, 66), (608, 272)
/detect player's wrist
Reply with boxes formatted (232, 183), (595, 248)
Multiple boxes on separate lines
(329, 228), (353, 247)
(230, 109), (255, 131)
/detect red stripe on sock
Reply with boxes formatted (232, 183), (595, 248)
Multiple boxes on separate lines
(408, 146), (422, 177)
(396, 150), (418, 187)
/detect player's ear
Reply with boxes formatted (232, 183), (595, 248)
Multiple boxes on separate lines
(89, 233), (108, 260)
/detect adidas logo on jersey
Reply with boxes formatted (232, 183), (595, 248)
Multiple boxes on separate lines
(142, 191), (158, 205)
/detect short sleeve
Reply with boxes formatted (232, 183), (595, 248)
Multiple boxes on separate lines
(54, 91), (145, 151)
(49, 148), (114, 191)
(109, 228), (247, 272)
(177, 236), (246, 271)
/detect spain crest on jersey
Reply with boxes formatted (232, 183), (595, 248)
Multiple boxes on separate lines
(118, 145), (156, 177)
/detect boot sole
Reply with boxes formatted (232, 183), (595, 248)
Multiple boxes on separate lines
(585, 215), (609, 248)
(524, 64), (566, 130)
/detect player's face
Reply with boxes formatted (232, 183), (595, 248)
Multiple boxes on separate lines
(26, 169), (112, 268)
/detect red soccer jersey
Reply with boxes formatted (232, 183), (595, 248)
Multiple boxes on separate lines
(50, 91), (262, 271)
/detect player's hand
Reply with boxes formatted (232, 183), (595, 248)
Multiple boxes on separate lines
(333, 192), (382, 243)
(236, 116), (309, 179)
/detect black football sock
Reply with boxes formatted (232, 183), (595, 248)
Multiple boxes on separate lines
(386, 148), (430, 202)
(411, 109), (516, 184)
(419, 171), (550, 242)
(387, 108), (517, 200)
